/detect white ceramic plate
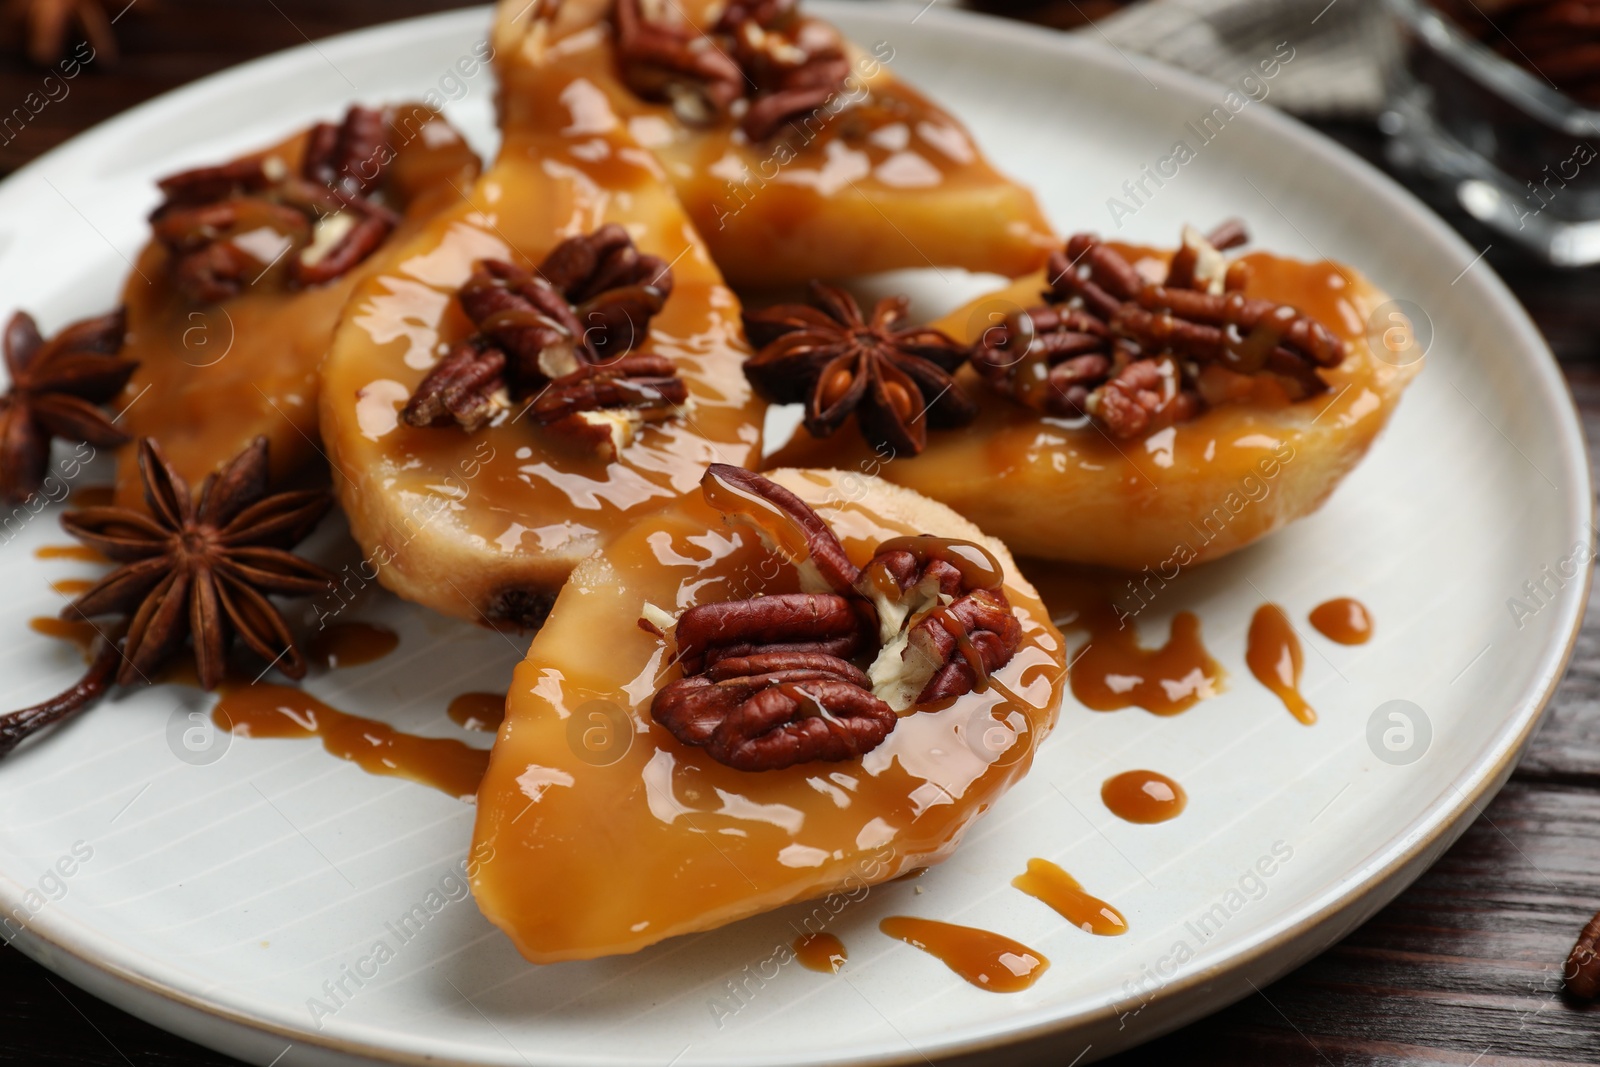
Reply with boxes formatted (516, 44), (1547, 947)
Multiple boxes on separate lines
(0, 4), (1588, 1066)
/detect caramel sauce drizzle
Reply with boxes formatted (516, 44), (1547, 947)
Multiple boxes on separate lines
(702, 466), (812, 565)
(879, 916), (1049, 992)
(1102, 769), (1187, 824)
(1246, 603), (1314, 724)
(448, 692), (507, 732)
(49, 579), (94, 596)
(214, 683), (489, 800)
(873, 535), (1006, 591)
(1309, 597), (1373, 645)
(306, 622), (400, 670)
(1023, 562), (1222, 715)
(29, 617), (100, 661)
(35, 545), (107, 563)
(793, 932), (847, 973)
(1012, 858), (1127, 935)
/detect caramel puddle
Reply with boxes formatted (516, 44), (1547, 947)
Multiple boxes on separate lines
(1102, 770), (1187, 824)
(1023, 562), (1222, 715)
(306, 622), (400, 670)
(793, 932), (847, 973)
(35, 545), (106, 564)
(214, 683), (489, 799)
(447, 692), (506, 732)
(29, 617), (100, 661)
(1309, 598), (1372, 645)
(879, 917), (1049, 992)
(1012, 858), (1127, 935)
(1246, 604), (1314, 724)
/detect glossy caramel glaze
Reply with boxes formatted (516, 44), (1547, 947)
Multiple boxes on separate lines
(35, 545), (107, 563)
(489, 0), (1052, 284)
(793, 932), (847, 973)
(49, 578), (94, 596)
(771, 250), (1421, 569)
(1310, 597), (1373, 645)
(306, 622), (400, 670)
(319, 44), (764, 627)
(29, 617), (100, 661)
(1012, 857), (1127, 935)
(214, 682), (488, 800)
(1023, 562), (1222, 715)
(470, 468), (1067, 963)
(114, 106), (481, 507)
(1102, 769), (1187, 824)
(448, 692), (506, 732)
(1247, 603), (1314, 725)
(879, 916), (1049, 992)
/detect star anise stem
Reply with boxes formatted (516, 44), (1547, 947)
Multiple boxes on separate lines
(0, 629), (121, 757)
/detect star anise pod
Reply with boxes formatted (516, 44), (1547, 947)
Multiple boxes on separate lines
(613, 0), (851, 140)
(972, 220), (1347, 439)
(743, 281), (977, 456)
(400, 225), (682, 458)
(149, 105), (402, 303)
(0, 436), (334, 758)
(646, 465), (1021, 772)
(5, 0), (118, 67)
(0, 308), (133, 504)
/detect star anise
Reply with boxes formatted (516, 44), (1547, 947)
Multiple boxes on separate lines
(646, 465), (1021, 771)
(0, 308), (133, 505)
(149, 105), (403, 303)
(400, 225), (683, 458)
(5, 0), (117, 67)
(743, 281), (977, 456)
(0, 436), (335, 758)
(613, 0), (851, 140)
(972, 220), (1347, 439)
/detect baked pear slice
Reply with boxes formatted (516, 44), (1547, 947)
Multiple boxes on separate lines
(767, 223), (1422, 569)
(113, 104), (481, 507)
(489, 0), (1054, 285)
(471, 465), (1066, 963)
(318, 48), (763, 628)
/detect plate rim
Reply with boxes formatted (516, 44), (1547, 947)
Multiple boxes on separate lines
(1, 2), (1592, 1065)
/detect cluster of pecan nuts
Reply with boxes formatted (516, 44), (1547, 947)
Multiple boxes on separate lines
(149, 105), (401, 303)
(400, 223), (683, 457)
(971, 221), (1346, 439)
(614, 0), (852, 140)
(647, 465), (1021, 772)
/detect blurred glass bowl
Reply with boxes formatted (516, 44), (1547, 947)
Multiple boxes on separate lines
(1383, 0), (1600, 266)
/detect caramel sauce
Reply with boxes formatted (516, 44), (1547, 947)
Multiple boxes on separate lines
(68, 486), (115, 507)
(703, 466), (812, 565)
(214, 683), (488, 800)
(1101, 770), (1187, 824)
(469, 469), (1068, 963)
(447, 692), (506, 732)
(1246, 604), (1315, 725)
(49, 579), (94, 596)
(1309, 597), (1373, 645)
(878, 916), (1049, 992)
(29, 616), (100, 660)
(35, 545), (106, 564)
(793, 932), (847, 973)
(769, 252), (1418, 571)
(1022, 563), (1222, 715)
(306, 622), (399, 670)
(113, 106), (482, 506)
(1012, 858), (1127, 936)
(872, 536), (1005, 591)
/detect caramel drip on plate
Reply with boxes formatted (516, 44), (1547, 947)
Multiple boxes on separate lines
(68, 485), (115, 507)
(448, 692), (506, 732)
(1101, 770), (1187, 824)
(1023, 562), (1222, 715)
(1309, 598), (1372, 645)
(49, 578), (94, 595)
(29, 617), (100, 661)
(35, 545), (107, 563)
(879, 916), (1048, 992)
(793, 932), (847, 973)
(214, 683), (489, 800)
(1012, 858), (1127, 935)
(306, 622), (400, 670)
(1246, 604), (1314, 724)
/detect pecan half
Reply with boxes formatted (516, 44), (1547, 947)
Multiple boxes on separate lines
(645, 467), (1026, 771)
(400, 226), (680, 455)
(1567, 907), (1600, 1000)
(972, 220), (1348, 438)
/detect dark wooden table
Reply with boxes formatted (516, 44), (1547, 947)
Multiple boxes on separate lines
(1, 2), (1597, 1064)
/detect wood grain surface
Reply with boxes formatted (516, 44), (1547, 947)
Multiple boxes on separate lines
(0, 2), (1596, 1064)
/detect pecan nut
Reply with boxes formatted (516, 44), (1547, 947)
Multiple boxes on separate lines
(1566, 907), (1600, 1000)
